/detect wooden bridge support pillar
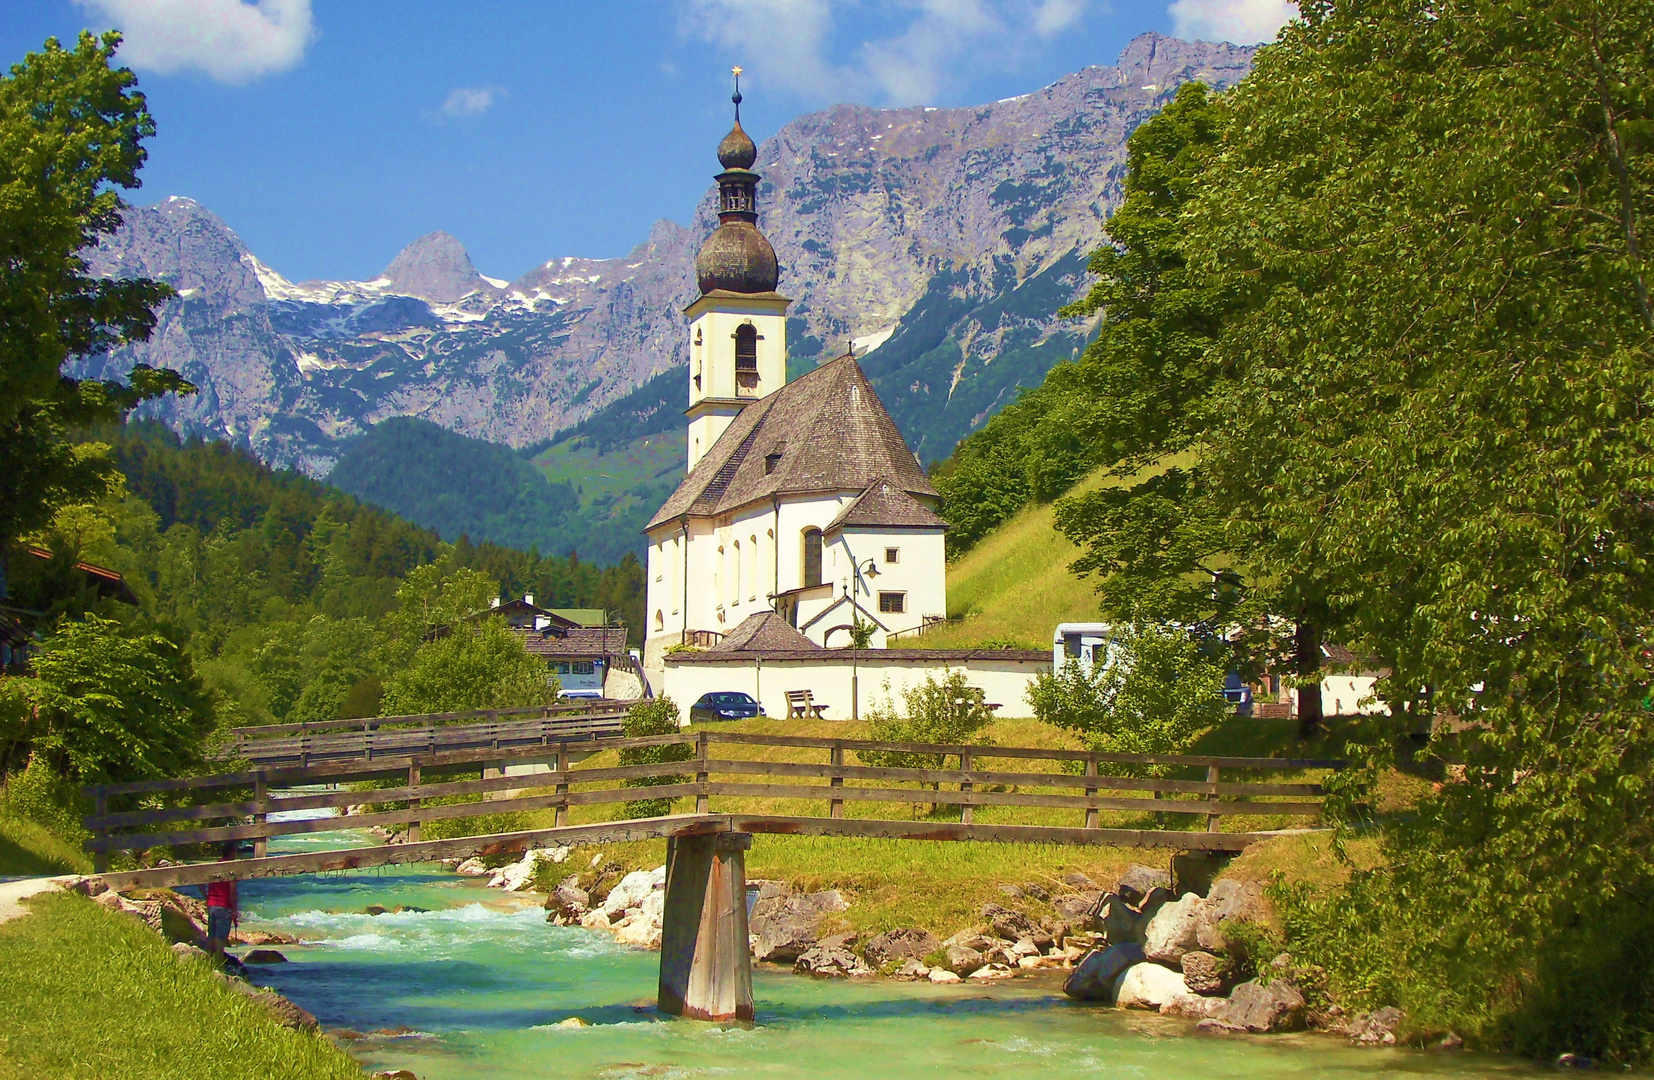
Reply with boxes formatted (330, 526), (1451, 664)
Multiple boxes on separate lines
(658, 831), (753, 1022)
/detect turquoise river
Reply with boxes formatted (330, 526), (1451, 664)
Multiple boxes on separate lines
(225, 831), (1546, 1080)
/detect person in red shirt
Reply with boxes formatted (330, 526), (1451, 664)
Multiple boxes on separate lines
(205, 840), (239, 962)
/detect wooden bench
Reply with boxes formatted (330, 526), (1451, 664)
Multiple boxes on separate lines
(785, 690), (829, 720)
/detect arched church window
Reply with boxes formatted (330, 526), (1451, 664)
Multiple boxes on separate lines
(655, 609), (664, 632)
(734, 324), (758, 370)
(802, 528), (823, 588)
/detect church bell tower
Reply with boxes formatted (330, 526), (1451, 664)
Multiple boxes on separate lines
(685, 69), (790, 472)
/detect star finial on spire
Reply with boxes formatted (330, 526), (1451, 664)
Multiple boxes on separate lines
(732, 65), (744, 119)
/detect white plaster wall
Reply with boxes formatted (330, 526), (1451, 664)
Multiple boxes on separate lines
(1295, 675), (1388, 717)
(688, 303), (787, 403)
(831, 526), (946, 637)
(662, 655), (1048, 722)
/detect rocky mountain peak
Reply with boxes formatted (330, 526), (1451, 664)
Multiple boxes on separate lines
(379, 230), (492, 303)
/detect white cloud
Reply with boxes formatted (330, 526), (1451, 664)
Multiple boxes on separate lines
(680, 0), (1092, 107)
(438, 86), (504, 119)
(1167, 0), (1295, 44)
(76, 0), (313, 84)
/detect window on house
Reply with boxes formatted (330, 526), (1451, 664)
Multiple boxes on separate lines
(573, 661), (595, 675)
(553, 662), (572, 675)
(878, 592), (906, 614)
(802, 528), (823, 588)
(884, 547), (899, 564)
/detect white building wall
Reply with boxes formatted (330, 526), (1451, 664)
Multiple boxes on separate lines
(662, 655), (1049, 722)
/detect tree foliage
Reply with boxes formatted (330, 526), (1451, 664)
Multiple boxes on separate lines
(861, 671), (996, 771)
(0, 32), (191, 552)
(1027, 623), (1229, 774)
(15, 614), (214, 784)
(378, 616), (557, 717)
(619, 696), (689, 818)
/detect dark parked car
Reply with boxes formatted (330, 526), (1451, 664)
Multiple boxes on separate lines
(690, 691), (765, 723)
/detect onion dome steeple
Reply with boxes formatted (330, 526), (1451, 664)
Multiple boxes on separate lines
(696, 67), (779, 296)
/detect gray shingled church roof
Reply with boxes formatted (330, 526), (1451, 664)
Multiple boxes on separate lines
(646, 354), (938, 531)
(824, 478), (948, 532)
(708, 611), (822, 653)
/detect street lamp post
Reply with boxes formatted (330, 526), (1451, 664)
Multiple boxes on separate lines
(846, 557), (879, 721)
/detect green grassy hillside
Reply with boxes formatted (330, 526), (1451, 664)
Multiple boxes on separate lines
(898, 467), (1120, 650)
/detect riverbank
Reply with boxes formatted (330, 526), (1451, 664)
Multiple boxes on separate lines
(0, 889), (365, 1080)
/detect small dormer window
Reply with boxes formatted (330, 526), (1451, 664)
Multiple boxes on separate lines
(765, 451), (782, 474)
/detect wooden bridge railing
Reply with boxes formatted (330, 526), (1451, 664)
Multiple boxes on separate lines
(220, 701), (632, 767)
(84, 731), (1345, 885)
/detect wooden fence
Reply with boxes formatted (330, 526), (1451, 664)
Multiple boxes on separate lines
(222, 701), (631, 767)
(84, 730), (1344, 889)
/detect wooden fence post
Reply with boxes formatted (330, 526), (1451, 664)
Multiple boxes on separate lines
(959, 749), (974, 825)
(1084, 758), (1099, 830)
(406, 763), (422, 844)
(695, 731), (710, 814)
(1206, 764), (1221, 833)
(555, 741), (569, 827)
(93, 791), (109, 875)
(829, 743), (844, 819)
(253, 773), (268, 859)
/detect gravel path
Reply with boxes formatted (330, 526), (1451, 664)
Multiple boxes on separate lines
(0, 877), (71, 924)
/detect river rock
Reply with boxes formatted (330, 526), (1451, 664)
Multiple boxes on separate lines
(454, 857), (489, 876)
(891, 958), (930, 980)
(1098, 894), (1149, 946)
(611, 912), (663, 949)
(1161, 993), (1227, 1020)
(544, 882), (591, 924)
(1180, 951), (1229, 995)
(243, 949), (288, 964)
(1115, 962), (1193, 1010)
(943, 943), (986, 977)
(1053, 893), (1102, 929)
(490, 847), (570, 892)
(863, 928), (940, 969)
(1143, 893), (1206, 964)
(983, 903), (1035, 942)
(1063, 942), (1143, 1001)
(234, 930), (298, 946)
(1139, 887), (1176, 920)
(1062, 872), (1098, 890)
(602, 867), (666, 916)
(226, 978), (318, 1032)
(750, 889), (850, 963)
(1348, 1006), (1405, 1045)
(929, 968), (962, 984)
(579, 908), (611, 930)
(1220, 978), (1306, 1033)
(171, 942), (211, 962)
(1195, 879), (1272, 955)
(794, 934), (870, 978)
(968, 964), (1015, 980)
(1116, 864), (1172, 906)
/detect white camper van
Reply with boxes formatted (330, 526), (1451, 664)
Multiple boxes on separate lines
(1053, 623), (1116, 677)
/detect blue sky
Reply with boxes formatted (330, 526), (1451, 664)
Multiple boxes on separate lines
(2, 1), (1292, 284)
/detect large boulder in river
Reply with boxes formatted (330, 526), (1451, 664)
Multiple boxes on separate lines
(795, 934), (870, 978)
(1143, 893), (1206, 964)
(1180, 950), (1230, 995)
(981, 903), (1035, 942)
(601, 867), (666, 916)
(943, 943), (986, 977)
(1116, 864), (1172, 906)
(1219, 977), (1307, 1033)
(863, 928), (939, 969)
(750, 888), (849, 963)
(1195, 879), (1273, 956)
(1063, 942), (1143, 1001)
(1115, 962), (1193, 1010)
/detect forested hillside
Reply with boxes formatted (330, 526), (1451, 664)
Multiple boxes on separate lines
(10, 421), (645, 733)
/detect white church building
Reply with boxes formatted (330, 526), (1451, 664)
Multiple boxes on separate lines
(642, 90), (948, 672)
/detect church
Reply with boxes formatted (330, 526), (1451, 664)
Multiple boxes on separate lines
(642, 86), (948, 671)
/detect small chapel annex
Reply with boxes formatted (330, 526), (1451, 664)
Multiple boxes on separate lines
(641, 86), (947, 672)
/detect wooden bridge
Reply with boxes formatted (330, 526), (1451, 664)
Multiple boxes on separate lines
(221, 701), (631, 768)
(85, 727), (1341, 1023)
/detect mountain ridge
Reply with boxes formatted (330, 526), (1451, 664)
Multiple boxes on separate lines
(74, 32), (1253, 484)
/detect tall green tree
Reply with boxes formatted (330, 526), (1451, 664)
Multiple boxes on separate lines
(0, 32), (191, 562)
(1160, 0), (1654, 1058)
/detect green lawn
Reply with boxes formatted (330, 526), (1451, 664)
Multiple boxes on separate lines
(0, 892), (365, 1080)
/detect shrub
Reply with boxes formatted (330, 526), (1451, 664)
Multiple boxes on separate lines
(620, 697), (690, 818)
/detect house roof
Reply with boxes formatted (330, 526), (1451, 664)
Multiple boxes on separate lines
(666, 646), (1049, 666)
(486, 598), (581, 629)
(709, 611), (821, 654)
(646, 354), (938, 530)
(515, 625), (629, 660)
(25, 547), (139, 606)
(824, 479), (947, 532)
